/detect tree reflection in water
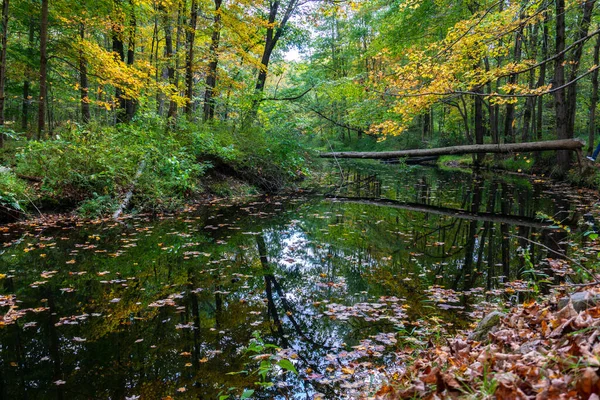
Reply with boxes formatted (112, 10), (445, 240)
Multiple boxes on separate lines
(0, 165), (592, 398)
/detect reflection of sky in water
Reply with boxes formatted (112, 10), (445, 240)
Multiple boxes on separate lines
(0, 164), (594, 399)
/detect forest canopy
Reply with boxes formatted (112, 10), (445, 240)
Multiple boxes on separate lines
(0, 0), (598, 214)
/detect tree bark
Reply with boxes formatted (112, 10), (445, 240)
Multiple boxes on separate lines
(125, 0), (136, 122)
(566, 0), (596, 141)
(185, 0), (197, 118)
(503, 22), (524, 143)
(22, 17), (33, 131)
(0, 0), (9, 147)
(249, 0), (299, 118)
(203, 0), (222, 122)
(535, 10), (549, 140)
(473, 86), (485, 164)
(37, 0), (48, 138)
(79, 23), (90, 124)
(112, 0), (126, 123)
(319, 139), (584, 159)
(588, 33), (600, 156)
(553, 0), (569, 172)
(522, 23), (539, 142)
(163, 7), (177, 119)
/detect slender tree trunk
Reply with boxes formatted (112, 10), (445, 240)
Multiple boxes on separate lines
(522, 24), (539, 142)
(536, 10), (549, 140)
(474, 87), (485, 164)
(175, 0), (184, 97)
(588, 33), (600, 156)
(553, 0), (569, 172)
(37, 0), (48, 138)
(422, 109), (431, 140)
(112, 1), (126, 123)
(484, 57), (498, 144)
(163, 8), (177, 119)
(249, 0), (299, 119)
(503, 22), (524, 143)
(0, 0), (8, 147)
(458, 96), (472, 144)
(203, 0), (222, 122)
(125, 0), (136, 122)
(566, 0), (596, 138)
(79, 23), (90, 124)
(22, 17), (33, 131)
(185, 0), (197, 117)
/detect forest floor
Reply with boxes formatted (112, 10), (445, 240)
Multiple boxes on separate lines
(368, 286), (600, 399)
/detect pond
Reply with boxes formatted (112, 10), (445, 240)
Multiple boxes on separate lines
(0, 162), (596, 399)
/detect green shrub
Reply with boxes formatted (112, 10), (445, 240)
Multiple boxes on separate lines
(0, 169), (28, 213)
(9, 115), (310, 216)
(77, 194), (118, 218)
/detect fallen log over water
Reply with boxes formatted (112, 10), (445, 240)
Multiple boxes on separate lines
(320, 139), (584, 160)
(326, 197), (555, 229)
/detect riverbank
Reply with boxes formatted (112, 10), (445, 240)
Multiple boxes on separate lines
(0, 120), (311, 222)
(367, 286), (600, 399)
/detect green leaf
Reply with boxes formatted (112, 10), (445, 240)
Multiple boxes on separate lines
(277, 359), (298, 375)
(240, 389), (255, 399)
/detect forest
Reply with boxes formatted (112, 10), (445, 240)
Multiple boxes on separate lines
(0, 0), (600, 399)
(0, 0), (597, 215)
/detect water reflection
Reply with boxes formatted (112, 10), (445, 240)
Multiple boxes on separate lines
(0, 164), (593, 398)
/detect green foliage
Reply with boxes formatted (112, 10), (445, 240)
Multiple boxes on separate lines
(9, 116), (309, 215)
(76, 193), (118, 218)
(0, 169), (28, 212)
(499, 154), (535, 174)
(14, 120), (210, 212)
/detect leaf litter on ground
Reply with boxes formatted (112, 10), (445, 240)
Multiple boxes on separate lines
(368, 286), (600, 399)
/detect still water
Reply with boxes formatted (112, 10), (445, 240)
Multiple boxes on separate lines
(0, 162), (596, 399)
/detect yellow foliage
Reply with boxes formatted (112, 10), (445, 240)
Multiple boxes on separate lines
(370, 2), (549, 135)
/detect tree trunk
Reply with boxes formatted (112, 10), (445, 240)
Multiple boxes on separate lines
(588, 33), (600, 156)
(484, 57), (498, 144)
(503, 22), (524, 143)
(22, 17), (34, 131)
(474, 87), (485, 164)
(0, 0), (9, 147)
(203, 0), (223, 122)
(319, 139), (584, 159)
(553, 0), (569, 172)
(185, 0), (197, 118)
(112, 0), (126, 123)
(249, 0), (299, 118)
(125, 0), (136, 122)
(535, 10), (549, 140)
(37, 0), (48, 138)
(163, 8), (177, 120)
(522, 24), (539, 142)
(79, 23), (90, 124)
(566, 0), (596, 141)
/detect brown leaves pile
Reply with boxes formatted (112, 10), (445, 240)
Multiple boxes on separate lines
(374, 288), (600, 399)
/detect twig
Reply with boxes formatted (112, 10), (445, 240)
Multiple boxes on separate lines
(510, 234), (600, 286)
(23, 192), (43, 219)
(325, 136), (345, 186)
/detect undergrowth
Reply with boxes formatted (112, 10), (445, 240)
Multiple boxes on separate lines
(1, 114), (310, 217)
